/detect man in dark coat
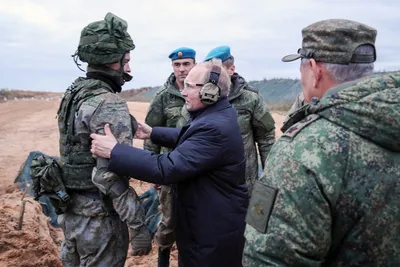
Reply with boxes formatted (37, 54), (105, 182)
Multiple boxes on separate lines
(90, 58), (249, 267)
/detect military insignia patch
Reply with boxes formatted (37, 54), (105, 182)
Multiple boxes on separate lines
(283, 114), (320, 139)
(177, 51), (183, 57)
(245, 181), (278, 233)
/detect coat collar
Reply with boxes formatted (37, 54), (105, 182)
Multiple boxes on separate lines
(189, 97), (230, 120)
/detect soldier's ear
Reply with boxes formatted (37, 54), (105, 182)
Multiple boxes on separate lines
(310, 59), (322, 89)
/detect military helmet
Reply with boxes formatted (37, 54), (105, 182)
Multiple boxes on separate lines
(76, 12), (135, 65)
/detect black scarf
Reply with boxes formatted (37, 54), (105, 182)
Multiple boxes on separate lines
(86, 65), (123, 93)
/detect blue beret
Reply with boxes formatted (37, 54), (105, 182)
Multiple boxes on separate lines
(204, 45), (232, 62)
(168, 47), (196, 61)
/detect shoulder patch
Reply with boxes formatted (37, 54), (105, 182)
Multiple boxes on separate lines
(282, 114), (320, 139)
(245, 181), (278, 233)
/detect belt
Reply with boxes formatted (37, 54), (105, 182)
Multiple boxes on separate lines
(71, 190), (102, 200)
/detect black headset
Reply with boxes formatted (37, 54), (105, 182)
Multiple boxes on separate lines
(199, 65), (222, 105)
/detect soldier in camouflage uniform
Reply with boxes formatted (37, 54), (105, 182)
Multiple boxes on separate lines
(179, 46), (275, 194)
(56, 13), (151, 267)
(143, 47), (196, 266)
(243, 19), (400, 266)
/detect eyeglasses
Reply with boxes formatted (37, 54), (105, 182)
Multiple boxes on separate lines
(183, 81), (204, 89)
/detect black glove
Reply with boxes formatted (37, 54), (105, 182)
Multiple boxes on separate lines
(130, 225), (152, 256)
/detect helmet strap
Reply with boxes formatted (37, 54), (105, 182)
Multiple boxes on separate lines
(71, 50), (85, 72)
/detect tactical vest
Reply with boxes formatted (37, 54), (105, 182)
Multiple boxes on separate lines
(57, 77), (112, 191)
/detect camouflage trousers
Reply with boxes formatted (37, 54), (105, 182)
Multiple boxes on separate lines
(155, 185), (175, 250)
(58, 212), (129, 267)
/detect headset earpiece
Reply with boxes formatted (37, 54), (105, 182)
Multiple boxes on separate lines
(199, 65), (222, 105)
(199, 83), (220, 105)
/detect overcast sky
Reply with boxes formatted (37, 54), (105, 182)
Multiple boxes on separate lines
(1, 0), (399, 92)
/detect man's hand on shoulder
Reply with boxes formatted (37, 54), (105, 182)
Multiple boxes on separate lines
(134, 121), (152, 140)
(90, 124), (117, 159)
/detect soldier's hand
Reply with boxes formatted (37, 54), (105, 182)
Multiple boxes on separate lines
(134, 121), (152, 140)
(130, 225), (152, 256)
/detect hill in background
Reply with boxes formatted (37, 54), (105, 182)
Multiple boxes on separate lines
(119, 70), (397, 108)
(3, 70), (397, 108)
(248, 78), (301, 104)
(120, 78), (302, 106)
(119, 86), (160, 102)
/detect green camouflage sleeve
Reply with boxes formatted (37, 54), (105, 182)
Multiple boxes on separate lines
(79, 93), (146, 238)
(144, 91), (165, 153)
(251, 95), (275, 168)
(89, 94), (133, 176)
(243, 120), (347, 266)
(243, 159), (332, 265)
(90, 94), (133, 144)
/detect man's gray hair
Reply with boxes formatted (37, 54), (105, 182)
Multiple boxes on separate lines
(301, 44), (375, 83)
(200, 58), (231, 97)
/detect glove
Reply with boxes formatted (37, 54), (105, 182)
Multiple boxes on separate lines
(130, 225), (152, 256)
(91, 167), (128, 199)
(112, 188), (151, 253)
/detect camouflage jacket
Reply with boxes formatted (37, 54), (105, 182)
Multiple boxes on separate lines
(144, 73), (185, 154)
(178, 73), (275, 194)
(59, 77), (136, 217)
(243, 72), (400, 266)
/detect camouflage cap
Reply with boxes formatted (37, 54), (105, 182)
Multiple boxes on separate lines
(282, 19), (377, 64)
(77, 12), (135, 65)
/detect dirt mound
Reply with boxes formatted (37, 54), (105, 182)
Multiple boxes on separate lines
(0, 186), (63, 267)
(0, 181), (178, 267)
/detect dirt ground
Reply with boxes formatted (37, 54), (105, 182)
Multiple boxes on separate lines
(0, 100), (285, 267)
